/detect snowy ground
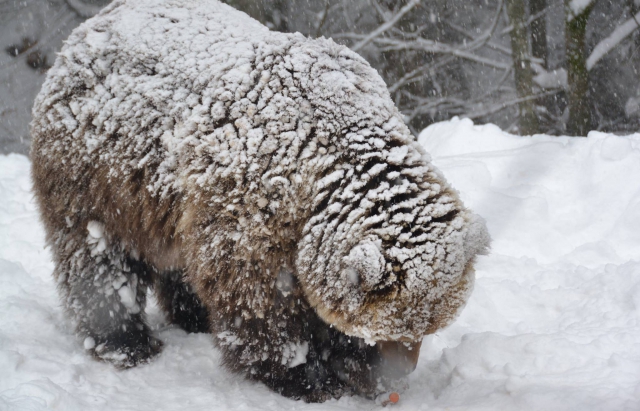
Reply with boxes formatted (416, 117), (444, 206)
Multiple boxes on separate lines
(1, 118), (640, 410)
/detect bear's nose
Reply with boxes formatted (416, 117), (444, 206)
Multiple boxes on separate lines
(376, 340), (422, 378)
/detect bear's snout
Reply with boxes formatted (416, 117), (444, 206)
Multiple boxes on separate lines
(376, 340), (422, 378)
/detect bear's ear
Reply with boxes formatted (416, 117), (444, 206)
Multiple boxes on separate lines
(463, 213), (491, 262)
(342, 239), (387, 292)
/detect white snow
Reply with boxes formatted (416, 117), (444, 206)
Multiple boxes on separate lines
(2, 118), (640, 409)
(86, 221), (104, 239)
(568, 0), (596, 20)
(117, 286), (140, 314)
(286, 341), (309, 368)
(532, 64), (567, 90)
(83, 337), (96, 351)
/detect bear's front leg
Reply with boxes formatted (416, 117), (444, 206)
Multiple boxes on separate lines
(215, 311), (349, 402)
(51, 221), (161, 368)
(154, 269), (210, 334)
(206, 266), (383, 402)
(214, 304), (387, 402)
(191, 221), (384, 401)
(196, 261), (337, 401)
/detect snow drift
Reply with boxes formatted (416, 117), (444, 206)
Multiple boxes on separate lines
(2, 118), (640, 410)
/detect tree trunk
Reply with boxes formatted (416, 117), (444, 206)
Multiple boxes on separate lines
(565, 2), (595, 136)
(530, 0), (548, 68)
(506, 0), (539, 135)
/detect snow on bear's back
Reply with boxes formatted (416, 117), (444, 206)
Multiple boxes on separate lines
(36, 0), (404, 193)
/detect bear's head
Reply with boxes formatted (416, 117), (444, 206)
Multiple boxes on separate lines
(297, 207), (490, 344)
(290, 37), (490, 380)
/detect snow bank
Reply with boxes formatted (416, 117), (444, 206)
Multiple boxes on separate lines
(2, 119), (640, 410)
(419, 118), (640, 267)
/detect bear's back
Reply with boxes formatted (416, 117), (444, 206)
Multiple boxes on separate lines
(32, 0), (301, 197)
(57, 0), (279, 97)
(32, 0), (401, 201)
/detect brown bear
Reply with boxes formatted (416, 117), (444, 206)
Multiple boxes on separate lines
(30, 0), (490, 402)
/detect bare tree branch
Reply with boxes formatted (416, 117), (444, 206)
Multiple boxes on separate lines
(586, 10), (640, 70)
(351, 0), (421, 52)
(65, 0), (107, 17)
(374, 37), (511, 69)
(467, 89), (558, 119)
(314, 1), (330, 38)
(447, 21), (513, 56)
(388, 56), (455, 93)
(500, 7), (549, 35)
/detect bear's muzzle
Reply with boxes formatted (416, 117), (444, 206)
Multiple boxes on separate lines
(376, 340), (422, 379)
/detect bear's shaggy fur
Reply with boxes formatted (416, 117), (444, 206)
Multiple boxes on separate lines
(30, 0), (490, 402)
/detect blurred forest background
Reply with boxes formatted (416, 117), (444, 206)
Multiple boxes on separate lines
(1, 0), (639, 154)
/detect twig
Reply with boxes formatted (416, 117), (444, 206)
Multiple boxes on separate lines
(314, 1), (330, 38)
(500, 7), (548, 35)
(388, 56), (455, 93)
(446, 21), (512, 56)
(374, 37), (511, 69)
(586, 10), (640, 70)
(351, 0), (421, 52)
(467, 89), (558, 119)
(371, 0), (390, 23)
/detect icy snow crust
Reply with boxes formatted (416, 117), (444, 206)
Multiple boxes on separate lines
(3, 120), (640, 409)
(31, 0), (487, 346)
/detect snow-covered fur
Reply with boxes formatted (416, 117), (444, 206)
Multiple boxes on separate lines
(30, 0), (490, 402)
